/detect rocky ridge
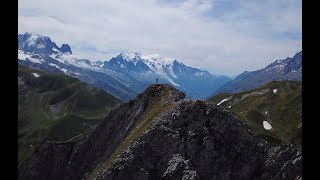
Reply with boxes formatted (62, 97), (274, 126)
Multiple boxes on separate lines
(18, 84), (301, 180)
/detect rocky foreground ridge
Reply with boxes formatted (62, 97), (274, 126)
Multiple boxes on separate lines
(18, 84), (301, 180)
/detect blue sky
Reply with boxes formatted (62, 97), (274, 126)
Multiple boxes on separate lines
(18, 0), (301, 76)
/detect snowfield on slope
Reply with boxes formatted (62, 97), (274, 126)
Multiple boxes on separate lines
(263, 121), (272, 130)
(18, 50), (45, 64)
(217, 98), (229, 106)
(32, 73), (40, 78)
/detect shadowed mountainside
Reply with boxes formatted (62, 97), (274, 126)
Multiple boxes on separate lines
(18, 64), (121, 166)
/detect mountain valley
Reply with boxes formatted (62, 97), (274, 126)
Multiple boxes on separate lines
(18, 64), (121, 166)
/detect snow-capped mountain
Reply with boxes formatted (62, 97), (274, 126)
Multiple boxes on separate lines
(103, 50), (231, 99)
(18, 32), (231, 100)
(210, 51), (302, 97)
(18, 32), (72, 55)
(18, 33), (142, 101)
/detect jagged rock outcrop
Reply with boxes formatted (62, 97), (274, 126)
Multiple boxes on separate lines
(18, 84), (301, 180)
(97, 99), (301, 180)
(60, 44), (72, 54)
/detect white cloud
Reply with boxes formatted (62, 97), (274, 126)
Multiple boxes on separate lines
(18, 0), (301, 76)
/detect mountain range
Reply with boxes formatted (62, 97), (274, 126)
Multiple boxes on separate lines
(17, 32), (303, 180)
(18, 32), (231, 101)
(210, 51), (302, 97)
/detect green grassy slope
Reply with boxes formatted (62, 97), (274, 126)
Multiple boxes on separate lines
(208, 81), (302, 148)
(18, 65), (121, 166)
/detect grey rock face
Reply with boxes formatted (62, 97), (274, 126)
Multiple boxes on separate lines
(60, 44), (72, 54)
(64, 85), (186, 180)
(18, 84), (301, 180)
(18, 141), (75, 180)
(98, 98), (301, 180)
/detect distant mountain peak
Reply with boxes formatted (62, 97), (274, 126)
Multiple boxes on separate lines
(18, 32), (72, 55)
(210, 51), (302, 96)
(22, 32), (49, 44)
(60, 44), (72, 54)
(18, 33), (231, 100)
(120, 50), (174, 65)
(121, 50), (141, 61)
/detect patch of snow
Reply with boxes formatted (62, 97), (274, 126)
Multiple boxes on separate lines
(49, 53), (58, 59)
(49, 63), (60, 69)
(19, 51), (45, 63)
(217, 98), (229, 106)
(228, 106), (231, 108)
(52, 47), (60, 52)
(32, 73), (40, 78)
(18, 50), (44, 63)
(28, 57), (44, 64)
(54, 53), (80, 65)
(18, 50), (28, 61)
(117, 61), (125, 68)
(61, 68), (67, 73)
(52, 54), (98, 71)
(273, 89), (278, 93)
(74, 72), (81, 75)
(263, 121), (272, 130)
(265, 111), (268, 115)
